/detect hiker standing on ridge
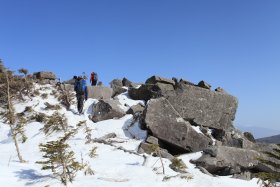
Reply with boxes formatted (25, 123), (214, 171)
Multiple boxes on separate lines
(90, 71), (98, 86)
(74, 76), (88, 114)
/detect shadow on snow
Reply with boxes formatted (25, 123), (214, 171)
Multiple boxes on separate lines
(14, 169), (53, 186)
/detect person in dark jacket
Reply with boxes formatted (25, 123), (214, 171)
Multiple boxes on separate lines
(90, 71), (98, 86)
(74, 76), (88, 114)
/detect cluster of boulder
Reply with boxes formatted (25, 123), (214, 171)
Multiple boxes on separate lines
(33, 71), (56, 85)
(33, 72), (279, 180)
(87, 75), (279, 180)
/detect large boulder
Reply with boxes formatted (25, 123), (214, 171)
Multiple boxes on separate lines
(144, 97), (212, 152)
(87, 86), (113, 100)
(122, 78), (133, 87)
(145, 76), (175, 86)
(126, 103), (145, 115)
(197, 80), (211, 90)
(128, 84), (162, 101)
(128, 76), (176, 101)
(33, 71), (56, 80)
(110, 79), (123, 89)
(91, 99), (125, 122)
(110, 79), (127, 97)
(192, 146), (279, 176)
(166, 84), (238, 131)
(211, 128), (255, 148)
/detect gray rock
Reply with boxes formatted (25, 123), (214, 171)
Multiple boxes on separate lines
(87, 86), (113, 100)
(112, 87), (127, 97)
(110, 79), (128, 97)
(126, 103), (145, 115)
(146, 136), (159, 145)
(38, 79), (56, 85)
(138, 142), (174, 160)
(97, 81), (103, 86)
(197, 80), (211, 90)
(193, 145), (280, 176)
(166, 84), (238, 131)
(122, 78), (133, 87)
(203, 147), (218, 157)
(215, 87), (227, 93)
(192, 146), (261, 175)
(128, 84), (162, 101)
(244, 132), (256, 143)
(221, 131), (243, 148)
(34, 72), (56, 80)
(211, 128), (255, 149)
(145, 76), (175, 86)
(159, 149), (174, 160)
(179, 79), (196, 86)
(91, 99), (125, 122)
(110, 79), (123, 89)
(232, 171), (252, 181)
(144, 97), (212, 152)
(196, 166), (214, 177)
(155, 82), (174, 92)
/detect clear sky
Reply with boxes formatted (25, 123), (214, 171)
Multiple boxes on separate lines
(0, 0), (279, 132)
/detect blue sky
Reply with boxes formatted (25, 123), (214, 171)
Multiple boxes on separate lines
(0, 0), (279, 132)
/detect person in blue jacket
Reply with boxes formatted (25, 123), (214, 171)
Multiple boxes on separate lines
(74, 76), (88, 114)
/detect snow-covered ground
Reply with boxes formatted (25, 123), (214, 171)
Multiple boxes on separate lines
(0, 84), (260, 187)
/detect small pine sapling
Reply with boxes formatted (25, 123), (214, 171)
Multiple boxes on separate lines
(89, 146), (98, 158)
(169, 157), (187, 173)
(36, 132), (83, 186)
(44, 102), (62, 110)
(14, 116), (28, 143)
(42, 112), (68, 135)
(76, 120), (93, 144)
(41, 93), (48, 99)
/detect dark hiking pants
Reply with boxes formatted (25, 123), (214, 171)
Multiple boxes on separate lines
(76, 94), (85, 114)
(91, 80), (97, 86)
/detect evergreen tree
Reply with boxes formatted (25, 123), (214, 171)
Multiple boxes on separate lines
(0, 60), (26, 162)
(42, 112), (68, 135)
(257, 144), (280, 187)
(36, 132), (84, 186)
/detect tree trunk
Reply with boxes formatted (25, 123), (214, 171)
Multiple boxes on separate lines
(61, 154), (68, 186)
(5, 72), (25, 163)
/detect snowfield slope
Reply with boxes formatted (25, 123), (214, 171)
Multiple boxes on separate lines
(0, 84), (260, 187)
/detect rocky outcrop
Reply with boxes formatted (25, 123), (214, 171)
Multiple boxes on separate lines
(144, 97), (212, 152)
(87, 86), (113, 100)
(91, 99), (125, 122)
(122, 78), (133, 87)
(110, 78), (137, 97)
(191, 146), (279, 176)
(138, 142), (174, 160)
(33, 72), (56, 80)
(108, 75), (277, 180)
(126, 103), (145, 115)
(197, 80), (211, 90)
(145, 76), (175, 86)
(128, 84), (162, 101)
(110, 79), (123, 89)
(166, 84), (238, 131)
(128, 76), (175, 101)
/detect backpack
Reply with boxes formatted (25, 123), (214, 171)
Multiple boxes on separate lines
(91, 72), (98, 81)
(75, 80), (86, 95)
